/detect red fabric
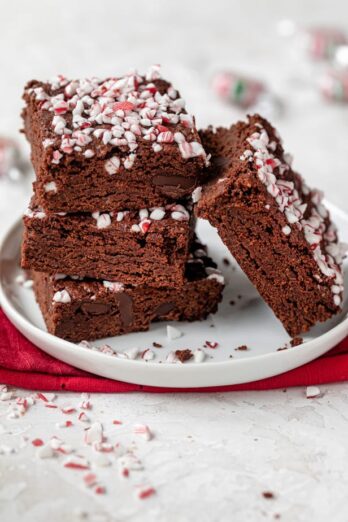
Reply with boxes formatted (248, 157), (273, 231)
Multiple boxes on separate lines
(0, 309), (347, 392)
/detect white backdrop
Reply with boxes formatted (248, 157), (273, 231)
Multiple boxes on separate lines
(1, 2), (348, 521)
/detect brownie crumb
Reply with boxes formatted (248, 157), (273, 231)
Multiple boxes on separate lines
(222, 257), (230, 266)
(229, 300), (235, 306)
(290, 337), (303, 347)
(152, 342), (163, 348)
(235, 345), (248, 351)
(277, 346), (288, 352)
(237, 294), (242, 299)
(262, 491), (275, 500)
(274, 514), (281, 520)
(175, 349), (193, 362)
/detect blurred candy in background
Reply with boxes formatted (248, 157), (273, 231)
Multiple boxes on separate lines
(0, 137), (30, 182)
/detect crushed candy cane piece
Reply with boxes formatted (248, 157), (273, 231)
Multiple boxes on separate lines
(141, 349), (155, 361)
(166, 325), (182, 340)
(306, 386), (322, 398)
(78, 412), (90, 423)
(193, 349), (206, 363)
(94, 453), (111, 467)
(64, 456), (90, 470)
(204, 341), (219, 349)
(53, 290), (71, 304)
(84, 422), (103, 445)
(32, 438), (44, 447)
(61, 405), (76, 414)
(37, 444), (54, 459)
(0, 391), (14, 401)
(165, 351), (178, 363)
(56, 420), (73, 428)
(134, 424), (152, 441)
(136, 486), (156, 500)
(83, 473), (97, 488)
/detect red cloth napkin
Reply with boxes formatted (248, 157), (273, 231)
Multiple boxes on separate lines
(0, 309), (347, 393)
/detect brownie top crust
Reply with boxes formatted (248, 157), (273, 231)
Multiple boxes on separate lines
(22, 65), (208, 175)
(198, 114), (346, 310)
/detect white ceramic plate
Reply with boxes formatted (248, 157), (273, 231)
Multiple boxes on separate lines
(0, 202), (347, 388)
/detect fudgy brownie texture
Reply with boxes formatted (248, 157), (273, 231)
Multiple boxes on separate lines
(22, 200), (194, 288)
(31, 240), (224, 342)
(197, 114), (345, 336)
(22, 66), (208, 212)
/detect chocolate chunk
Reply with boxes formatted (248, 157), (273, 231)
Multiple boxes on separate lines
(155, 302), (175, 317)
(80, 302), (111, 315)
(117, 293), (133, 326)
(152, 175), (196, 190)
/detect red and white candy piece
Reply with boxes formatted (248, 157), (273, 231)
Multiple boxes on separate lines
(84, 422), (103, 445)
(64, 456), (90, 470)
(92, 211), (111, 229)
(136, 485), (156, 500)
(53, 289), (71, 304)
(133, 424), (153, 441)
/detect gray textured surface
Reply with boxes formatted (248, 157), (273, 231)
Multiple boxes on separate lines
(0, 1), (348, 521)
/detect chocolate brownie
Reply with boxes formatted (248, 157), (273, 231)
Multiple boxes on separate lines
(22, 66), (208, 213)
(22, 200), (194, 287)
(31, 241), (224, 342)
(197, 114), (346, 336)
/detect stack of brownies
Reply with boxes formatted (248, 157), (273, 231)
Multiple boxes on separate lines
(20, 66), (224, 342)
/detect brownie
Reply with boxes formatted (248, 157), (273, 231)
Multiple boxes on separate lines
(22, 200), (194, 287)
(31, 240), (224, 342)
(197, 114), (345, 336)
(22, 66), (208, 213)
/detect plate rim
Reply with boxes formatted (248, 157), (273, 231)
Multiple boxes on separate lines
(0, 206), (347, 389)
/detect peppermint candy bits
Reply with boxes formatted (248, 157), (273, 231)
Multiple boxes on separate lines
(197, 114), (345, 337)
(23, 66), (207, 213)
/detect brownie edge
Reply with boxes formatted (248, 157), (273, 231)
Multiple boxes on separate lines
(22, 66), (208, 212)
(31, 240), (224, 342)
(197, 114), (345, 336)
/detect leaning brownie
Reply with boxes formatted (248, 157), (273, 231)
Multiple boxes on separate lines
(22, 66), (208, 212)
(197, 114), (345, 336)
(22, 201), (194, 287)
(31, 240), (224, 342)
